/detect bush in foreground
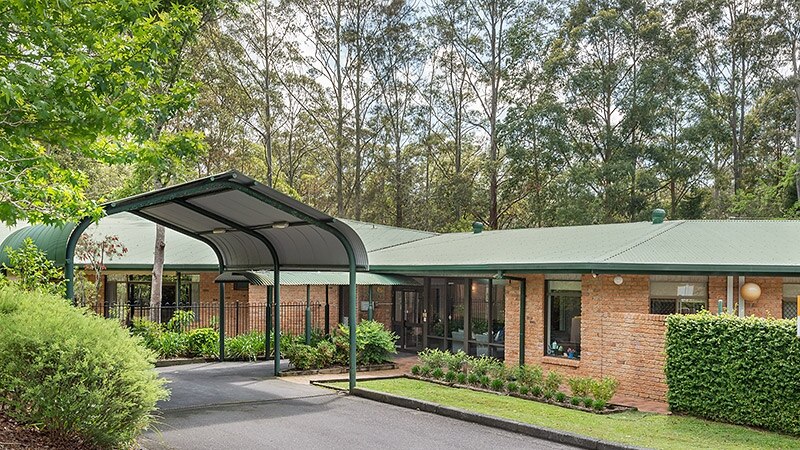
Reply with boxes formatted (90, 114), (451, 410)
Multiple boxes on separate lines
(0, 285), (168, 448)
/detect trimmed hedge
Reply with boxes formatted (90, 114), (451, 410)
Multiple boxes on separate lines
(0, 285), (168, 448)
(665, 312), (800, 435)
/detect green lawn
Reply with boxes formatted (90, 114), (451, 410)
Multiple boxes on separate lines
(327, 378), (800, 450)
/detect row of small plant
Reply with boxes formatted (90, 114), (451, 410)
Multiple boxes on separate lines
(411, 349), (619, 411)
(131, 310), (287, 361)
(283, 320), (398, 370)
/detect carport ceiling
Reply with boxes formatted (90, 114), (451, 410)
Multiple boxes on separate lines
(104, 171), (369, 271)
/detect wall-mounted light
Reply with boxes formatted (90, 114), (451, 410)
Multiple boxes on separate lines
(613, 275), (624, 286)
(740, 282), (761, 302)
(272, 221), (289, 229)
(212, 227), (227, 234)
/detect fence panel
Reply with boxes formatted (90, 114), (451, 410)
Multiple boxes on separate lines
(85, 301), (324, 337)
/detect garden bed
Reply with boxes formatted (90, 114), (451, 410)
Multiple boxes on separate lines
(405, 374), (634, 414)
(279, 362), (397, 376)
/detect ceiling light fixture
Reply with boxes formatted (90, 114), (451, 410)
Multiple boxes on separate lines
(212, 228), (227, 234)
(272, 221), (290, 229)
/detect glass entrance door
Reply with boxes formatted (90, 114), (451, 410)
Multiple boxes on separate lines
(393, 288), (423, 351)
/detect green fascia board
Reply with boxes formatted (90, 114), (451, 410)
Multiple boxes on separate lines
(368, 262), (800, 276)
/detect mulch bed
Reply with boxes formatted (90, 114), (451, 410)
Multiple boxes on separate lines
(0, 412), (99, 450)
(279, 362), (398, 376)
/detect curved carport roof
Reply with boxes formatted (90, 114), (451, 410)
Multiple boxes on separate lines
(63, 170), (366, 389)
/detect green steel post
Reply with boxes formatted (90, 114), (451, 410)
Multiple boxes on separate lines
(324, 285), (330, 335)
(718, 299), (723, 315)
(368, 285), (373, 321)
(64, 217), (94, 303)
(266, 286), (272, 358)
(348, 258), (357, 391)
(274, 268), (281, 376)
(305, 284), (312, 344)
(219, 277), (225, 360)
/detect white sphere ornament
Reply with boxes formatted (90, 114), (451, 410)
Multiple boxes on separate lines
(740, 282), (761, 302)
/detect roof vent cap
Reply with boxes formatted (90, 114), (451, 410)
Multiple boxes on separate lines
(651, 208), (666, 224)
(472, 221), (484, 234)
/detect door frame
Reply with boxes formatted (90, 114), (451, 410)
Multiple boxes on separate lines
(392, 286), (424, 351)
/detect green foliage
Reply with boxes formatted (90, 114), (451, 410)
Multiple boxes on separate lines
(284, 343), (321, 370)
(666, 312), (800, 435)
(411, 365), (421, 375)
(530, 385), (543, 397)
(555, 391), (567, 403)
(227, 331), (266, 361)
(491, 378), (505, 391)
(519, 386), (529, 396)
(187, 328), (219, 358)
(570, 396), (581, 406)
(167, 310), (196, 333)
(445, 370), (457, 382)
(0, 0), (209, 225)
(543, 371), (563, 395)
(456, 372), (467, 384)
(156, 331), (190, 359)
(131, 319), (164, 349)
(469, 355), (505, 377)
(506, 381), (519, 393)
(582, 397), (594, 408)
(593, 400), (608, 411)
(467, 373), (479, 385)
(2, 238), (64, 296)
(418, 348), (449, 369)
(591, 377), (619, 404)
(567, 376), (594, 398)
(479, 375), (490, 388)
(420, 365), (433, 377)
(333, 320), (398, 365)
(432, 367), (445, 379)
(514, 364), (544, 389)
(0, 284), (168, 447)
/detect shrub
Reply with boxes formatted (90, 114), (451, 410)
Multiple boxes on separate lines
(567, 376), (593, 398)
(456, 372), (467, 384)
(284, 343), (319, 370)
(156, 331), (189, 358)
(582, 397), (594, 408)
(490, 378), (505, 391)
(514, 364), (543, 390)
(227, 331), (266, 361)
(469, 355), (504, 377)
(420, 365), (432, 377)
(479, 375), (490, 388)
(543, 371), (563, 393)
(542, 389), (554, 400)
(519, 386), (529, 396)
(591, 377), (619, 403)
(666, 312), (800, 434)
(530, 385), (543, 397)
(0, 285), (168, 447)
(570, 396), (581, 406)
(334, 320), (398, 365)
(555, 391), (567, 403)
(411, 365), (421, 375)
(166, 310), (195, 333)
(444, 370), (457, 382)
(186, 328), (219, 358)
(418, 348), (449, 370)
(506, 381), (519, 393)
(131, 318), (163, 349)
(2, 238), (65, 296)
(467, 373), (479, 385)
(593, 400), (608, 410)
(445, 350), (470, 372)
(432, 367), (445, 379)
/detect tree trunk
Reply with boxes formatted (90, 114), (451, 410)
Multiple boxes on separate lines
(149, 179), (165, 322)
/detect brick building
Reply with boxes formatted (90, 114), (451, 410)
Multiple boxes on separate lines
(3, 204), (800, 402)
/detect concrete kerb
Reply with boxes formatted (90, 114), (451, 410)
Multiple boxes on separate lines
(312, 377), (649, 450)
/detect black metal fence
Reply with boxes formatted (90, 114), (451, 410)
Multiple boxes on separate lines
(86, 301), (327, 337)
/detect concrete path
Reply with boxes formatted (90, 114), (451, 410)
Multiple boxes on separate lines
(140, 361), (577, 450)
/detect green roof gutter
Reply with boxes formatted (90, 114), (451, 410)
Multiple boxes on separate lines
(369, 262), (800, 276)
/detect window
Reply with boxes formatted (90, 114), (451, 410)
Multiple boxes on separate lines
(650, 278), (707, 315)
(546, 280), (581, 359)
(783, 284), (800, 319)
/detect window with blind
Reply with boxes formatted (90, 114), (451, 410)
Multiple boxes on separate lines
(650, 279), (707, 315)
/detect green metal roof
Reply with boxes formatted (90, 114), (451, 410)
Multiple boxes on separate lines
(368, 220), (800, 275)
(338, 219), (437, 252)
(0, 223), (74, 267)
(216, 270), (420, 286)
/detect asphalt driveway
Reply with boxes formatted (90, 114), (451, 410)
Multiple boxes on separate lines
(140, 361), (577, 450)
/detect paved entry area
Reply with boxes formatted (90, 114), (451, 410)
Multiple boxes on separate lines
(140, 362), (576, 450)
